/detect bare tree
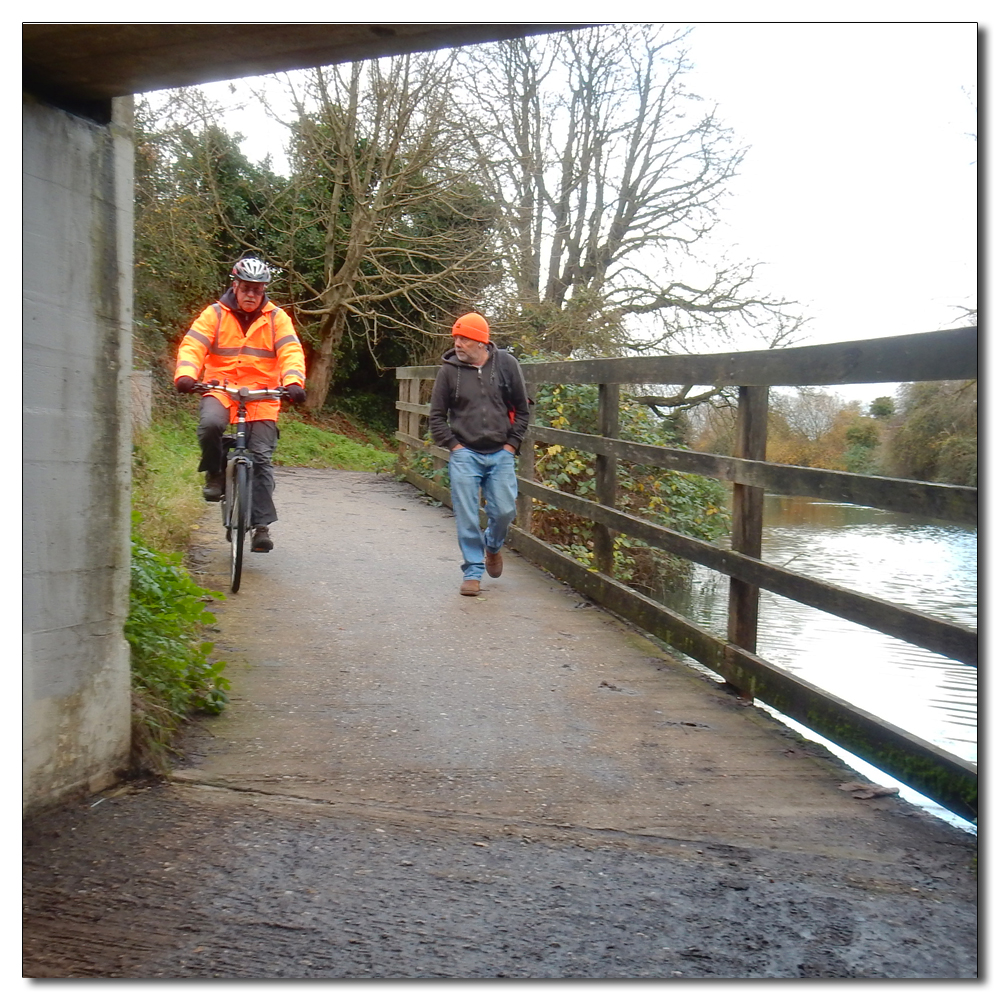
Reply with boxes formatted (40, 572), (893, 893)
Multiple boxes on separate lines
(134, 88), (288, 372)
(266, 55), (500, 410)
(772, 388), (850, 442)
(456, 24), (802, 363)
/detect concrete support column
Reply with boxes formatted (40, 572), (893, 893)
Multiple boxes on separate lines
(22, 93), (135, 813)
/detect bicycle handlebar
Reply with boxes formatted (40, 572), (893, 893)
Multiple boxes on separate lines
(191, 381), (290, 401)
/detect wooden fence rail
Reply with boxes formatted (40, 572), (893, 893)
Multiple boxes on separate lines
(395, 327), (978, 821)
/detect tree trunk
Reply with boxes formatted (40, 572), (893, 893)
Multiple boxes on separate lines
(305, 308), (348, 412)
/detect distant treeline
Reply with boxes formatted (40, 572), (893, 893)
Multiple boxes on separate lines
(688, 381), (977, 487)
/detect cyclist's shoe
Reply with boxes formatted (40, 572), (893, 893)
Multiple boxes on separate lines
(203, 472), (225, 502)
(251, 526), (273, 552)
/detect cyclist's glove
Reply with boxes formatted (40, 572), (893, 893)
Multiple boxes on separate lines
(175, 376), (197, 394)
(285, 384), (307, 406)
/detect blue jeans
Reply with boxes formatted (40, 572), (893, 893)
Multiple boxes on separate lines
(448, 446), (518, 581)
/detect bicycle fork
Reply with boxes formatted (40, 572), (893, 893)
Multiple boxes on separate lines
(223, 457), (254, 529)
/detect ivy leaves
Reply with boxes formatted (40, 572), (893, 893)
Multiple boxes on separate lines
(126, 526), (228, 770)
(530, 379), (731, 588)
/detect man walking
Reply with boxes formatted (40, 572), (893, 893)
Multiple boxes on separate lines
(429, 313), (531, 596)
(174, 257), (307, 553)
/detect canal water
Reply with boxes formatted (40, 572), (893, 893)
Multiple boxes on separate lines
(656, 495), (978, 833)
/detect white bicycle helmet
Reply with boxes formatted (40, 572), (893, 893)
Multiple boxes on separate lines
(231, 257), (273, 283)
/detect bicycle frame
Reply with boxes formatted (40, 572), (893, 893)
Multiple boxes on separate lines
(222, 387), (257, 536)
(192, 381), (288, 592)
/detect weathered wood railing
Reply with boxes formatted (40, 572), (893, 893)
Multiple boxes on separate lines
(396, 327), (978, 821)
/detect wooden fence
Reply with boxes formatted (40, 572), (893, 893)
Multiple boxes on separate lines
(396, 327), (978, 821)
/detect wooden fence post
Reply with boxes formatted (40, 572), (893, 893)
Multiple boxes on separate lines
(516, 380), (536, 533)
(727, 385), (769, 686)
(397, 376), (423, 466)
(406, 378), (422, 440)
(396, 375), (408, 458)
(594, 382), (620, 575)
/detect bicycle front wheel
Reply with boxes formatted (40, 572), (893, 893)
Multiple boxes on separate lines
(222, 465), (231, 539)
(230, 462), (251, 593)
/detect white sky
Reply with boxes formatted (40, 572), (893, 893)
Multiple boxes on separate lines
(683, 21), (976, 348)
(183, 17), (977, 407)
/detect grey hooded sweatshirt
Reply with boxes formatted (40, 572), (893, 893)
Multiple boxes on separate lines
(429, 343), (530, 453)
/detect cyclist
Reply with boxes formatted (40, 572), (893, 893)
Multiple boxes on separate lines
(174, 257), (307, 553)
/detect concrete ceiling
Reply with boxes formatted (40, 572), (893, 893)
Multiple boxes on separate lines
(23, 23), (587, 104)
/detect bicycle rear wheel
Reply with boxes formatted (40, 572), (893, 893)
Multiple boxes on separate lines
(230, 462), (250, 593)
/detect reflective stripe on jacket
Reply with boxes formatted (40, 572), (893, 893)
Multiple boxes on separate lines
(174, 299), (307, 421)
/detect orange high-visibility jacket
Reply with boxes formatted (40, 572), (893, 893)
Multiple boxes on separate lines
(174, 299), (307, 421)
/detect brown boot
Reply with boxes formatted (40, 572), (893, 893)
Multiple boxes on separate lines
(251, 526), (273, 552)
(460, 579), (481, 596)
(202, 471), (225, 502)
(485, 548), (503, 578)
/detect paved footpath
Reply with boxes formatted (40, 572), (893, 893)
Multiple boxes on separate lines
(22, 469), (978, 979)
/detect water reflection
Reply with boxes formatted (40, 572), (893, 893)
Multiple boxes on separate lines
(761, 496), (977, 628)
(657, 495), (978, 767)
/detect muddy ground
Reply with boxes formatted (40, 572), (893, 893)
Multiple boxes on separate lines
(23, 469), (978, 979)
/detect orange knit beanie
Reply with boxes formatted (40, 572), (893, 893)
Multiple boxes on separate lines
(451, 312), (490, 343)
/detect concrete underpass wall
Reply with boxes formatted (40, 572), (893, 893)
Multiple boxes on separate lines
(23, 94), (134, 814)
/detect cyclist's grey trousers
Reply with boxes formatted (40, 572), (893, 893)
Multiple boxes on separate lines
(197, 395), (278, 527)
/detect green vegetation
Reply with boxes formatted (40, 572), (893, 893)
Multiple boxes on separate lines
(885, 380), (977, 487)
(129, 408), (224, 773)
(529, 378), (730, 592)
(843, 416), (882, 475)
(692, 381), (977, 487)
(127, 397), (398, 772)
(869, 396), (895, 419)
(275, 412), (395, 472)
(126, 518), (228, 773)
(131, 407), (204, 554)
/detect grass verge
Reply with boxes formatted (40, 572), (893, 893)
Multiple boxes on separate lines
(131, 408), (205, 554)
(126, 522), (228, 773)
(274, 410), (396, 472)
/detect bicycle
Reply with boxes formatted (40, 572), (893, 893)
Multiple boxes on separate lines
(192, 381), (289, 593)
